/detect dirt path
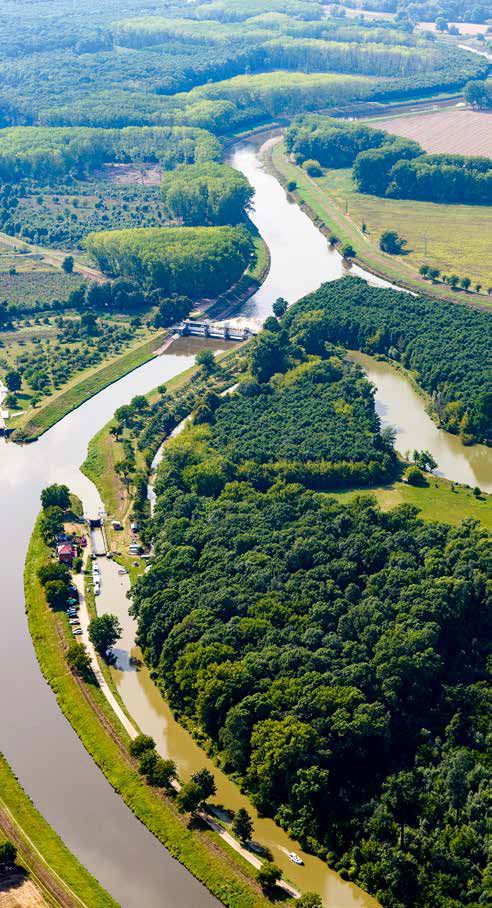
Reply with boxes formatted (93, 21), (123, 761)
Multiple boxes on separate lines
(0, 803), (92, 908)
(0, 232), (104, 283)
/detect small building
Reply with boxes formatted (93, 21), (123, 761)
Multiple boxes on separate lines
(57, 542), (75, 566)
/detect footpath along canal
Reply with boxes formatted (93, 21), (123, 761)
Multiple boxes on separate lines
(1, 131), (490, 908)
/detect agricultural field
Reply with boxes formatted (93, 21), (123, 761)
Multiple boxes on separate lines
(320, 168), (492, 288)
(0, 311), (155, 429)
(416, 21), (490, 35)
(0, 270), (84, 307)
(370, 107), (492, 156)
(1, 178), (168, 250)
(272, 143), (492, 294)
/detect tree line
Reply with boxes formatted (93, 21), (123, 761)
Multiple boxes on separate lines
(0, 125), (221, 183)
(287, 114), (492, 205)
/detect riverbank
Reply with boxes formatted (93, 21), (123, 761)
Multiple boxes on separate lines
(0, 752), (119, 908)
(268, 140), (491, 311)
(24, 516), (282, 908)
(11, 330), (169, 444)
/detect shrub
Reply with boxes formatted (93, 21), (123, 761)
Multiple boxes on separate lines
(302, 159), (322, 177)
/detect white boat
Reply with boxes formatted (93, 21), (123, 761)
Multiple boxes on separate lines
(288, 852), (303, 865)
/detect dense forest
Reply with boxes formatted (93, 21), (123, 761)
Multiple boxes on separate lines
(131, 292), (491, 908)
(351, 0), (491, 24)
(286, 115), (492, 204)
(84, 225), (254, 298)
(160, 162), (254, 226)
(0, 125), (221, 182)
(283, 277), (492, 443)
(0, 0), (485, 131)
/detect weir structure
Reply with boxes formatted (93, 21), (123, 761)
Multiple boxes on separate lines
(176, 318), (256, 341)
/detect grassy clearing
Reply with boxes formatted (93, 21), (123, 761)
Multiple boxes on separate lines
(12, 331), (166, 442)
(330, 476), (492, 530)
(24, 516), (276, 908)
(0, 753), (119, 908)
(270, 141), (492, 306)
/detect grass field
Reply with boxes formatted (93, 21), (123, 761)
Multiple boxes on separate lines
(330, 476), (491, 531)
(369, 107), (492, 157)
(0, 753), (119, 908)
(24, 517), (275, 908)
(270, 142), (492, 300)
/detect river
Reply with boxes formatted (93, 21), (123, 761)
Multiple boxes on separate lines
(0, 132), (490, 908)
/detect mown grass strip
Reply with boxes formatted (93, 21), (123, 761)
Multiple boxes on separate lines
(0, 753), (119, 908)
(13, 332), (168, 443)
(24, 517), (275, 908)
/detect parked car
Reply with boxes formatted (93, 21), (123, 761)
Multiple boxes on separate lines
(73, 628), (83, 636)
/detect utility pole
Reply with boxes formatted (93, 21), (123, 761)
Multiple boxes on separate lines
(423, 234), (428, 258)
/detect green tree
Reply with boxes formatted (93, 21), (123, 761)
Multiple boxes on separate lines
(66, 643), (93, 680)
(405, 465), (425, 486)
(138, 748), (158, 780)
(191, 768), (216, 803)
(272, 297), (288, 318)
(151, 758), (178, 789)
(62, 255), (74, 274)
(460, 276), (471, 290)
(412, 449), (437, 472)
(45, 580), (70, 610)
(251, 331), (289, 383)
(41, 484), (70, 510)
(129, 734), (156, 758)
(5, 369), (21, 391)
(195, 350), (216, 375)
(379, 230), (407, 254)
(302, 159), (322, 177)
(88, 614), (122, 655)
(0, 841), (17, 868)
(342, 244), (355, 259)
(39, 505), (65, 544)
(177, 780), (203, 815)
(297, 895), (323, 908)
(231, 807), (254, 843)
(38, 562), (70, 586)
(257, 862), (281, 891)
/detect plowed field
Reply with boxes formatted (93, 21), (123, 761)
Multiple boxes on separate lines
(372, 109), (492, 156)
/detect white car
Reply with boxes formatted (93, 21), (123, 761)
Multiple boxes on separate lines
(73, 628), (83, 636)
(117, 567), (127, 575)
